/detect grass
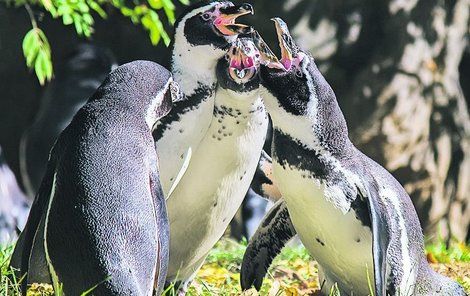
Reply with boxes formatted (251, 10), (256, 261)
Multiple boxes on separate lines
(1, 238), (469, 295)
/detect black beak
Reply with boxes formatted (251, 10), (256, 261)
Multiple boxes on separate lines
(271, 17), (298, 70)
(215, 3), (254, 35)
(219, 3), (254, 16)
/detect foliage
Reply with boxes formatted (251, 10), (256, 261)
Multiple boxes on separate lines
(426, 237), (470, 263)
(4, 0), (188, 85)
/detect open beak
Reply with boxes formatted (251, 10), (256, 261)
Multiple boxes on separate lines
(272, 17), (295, 70)
(253, 18), (302, 71)
(251, 30), (283, 69)
(215, 3), (254, 36)
(228, 38), (258, 83)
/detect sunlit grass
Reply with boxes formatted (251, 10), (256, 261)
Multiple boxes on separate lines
(1, 238), (469, 295)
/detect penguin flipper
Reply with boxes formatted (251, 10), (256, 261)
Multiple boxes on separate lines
(362, 187), (391, 296)
(250, 150), (282, 202)
(10, 148), (58, 292)
(240, 200), (296, 291)
(149, 168), (170, 295)
(27, 211), (52, 285)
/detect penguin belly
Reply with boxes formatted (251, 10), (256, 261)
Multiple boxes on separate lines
(272, 163), (374, 296)
(166, 94), (268, 281)
(155, 88), (214, 196)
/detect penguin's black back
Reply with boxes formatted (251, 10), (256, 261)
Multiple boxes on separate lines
(13, 61), (172, 295)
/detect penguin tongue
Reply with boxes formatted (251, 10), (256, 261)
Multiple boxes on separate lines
(281, 58), (293, 71)
(217, 24), (253, 36)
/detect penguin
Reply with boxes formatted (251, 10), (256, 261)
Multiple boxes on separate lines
(10, 61), (179, 295)
(152, 1), (254, 196)
(19, 44), (117, 198)
(165, 35), (268, 292)
(240, 19), (467, 296)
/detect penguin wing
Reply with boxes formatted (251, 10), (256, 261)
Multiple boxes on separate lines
(250, 150), (282, 202)
(166, 147), (192, 199)
(149, 167), (170, 295)
(10, 148), (58, 291)
(240, 200), (296, 291)
(361, 184), (391, 296)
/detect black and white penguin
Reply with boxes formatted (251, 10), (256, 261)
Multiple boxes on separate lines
(20, 44), (117, 198)
(152, 1), (254, 196)
(165, 35), (268, 292)
(240, 19), (467, 296)
(10, 61), (179, 295)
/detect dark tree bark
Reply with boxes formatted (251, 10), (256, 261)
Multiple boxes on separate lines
(255, 0), (470, 242)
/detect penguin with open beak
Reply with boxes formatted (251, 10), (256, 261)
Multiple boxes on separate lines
(240, 18), (467, 296)
(10, 61), (180, 295)
(165, 33), (270, 293)
(152, 1), (254, 198)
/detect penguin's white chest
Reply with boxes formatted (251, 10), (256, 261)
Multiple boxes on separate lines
(166, 96), (268, 280)
(272, 162), (374, 295)
(155, 96), (214, 195)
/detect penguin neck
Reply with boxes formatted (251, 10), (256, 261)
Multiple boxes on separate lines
(171, 38), (226, 97)
(214, 88), (262, 114)
(261, 72), (352, 158)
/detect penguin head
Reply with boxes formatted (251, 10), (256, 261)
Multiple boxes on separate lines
(175, 1), (254, 49)
(216, 34), (261, 93)
(253, 18), (314, 115)
(90, 61), (182, 129)
(172, 1), (254, 72)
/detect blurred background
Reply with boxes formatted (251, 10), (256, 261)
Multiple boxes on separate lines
(0, 0), (469, 244)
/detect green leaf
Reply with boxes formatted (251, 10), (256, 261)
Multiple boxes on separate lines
(82, 13), (94, 25)
(148, 0), (163, 9)
(76, 2), (90, 13)
(120, 7), (134, 17)
(150, 11), (170, 46)
(35, 50), (47, 85)
(161, 0), (175, 10)
(72, 13), (83, 35)
(162, 5), (175, 24)
(62, 13), (73, 25)
(23, 29), (40, 68)
(57, 4), (72, 16)
(87, 0), (107, 18)
(179, 0), (189, 5)
(22, 29), (36, 58)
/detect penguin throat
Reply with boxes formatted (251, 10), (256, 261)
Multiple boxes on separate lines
(172, 42), (225, 95)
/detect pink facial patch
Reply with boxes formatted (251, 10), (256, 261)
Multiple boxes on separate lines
(230, 59), (243, 70)
(244, 57), (254, 68)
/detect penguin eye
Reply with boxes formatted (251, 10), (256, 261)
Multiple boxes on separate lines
(201, 13), (211, 21)
(295, 68), (304, 78)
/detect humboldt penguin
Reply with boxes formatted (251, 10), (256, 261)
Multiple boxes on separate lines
(19, 44), (116, 198)
(165, 35), (268, 292)
(240, 19), (467, 296)
(10, 61), (179, 295)
(152, 1), (254, 196)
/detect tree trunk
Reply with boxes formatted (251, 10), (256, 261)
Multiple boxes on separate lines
(256, 0), (470, 242)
